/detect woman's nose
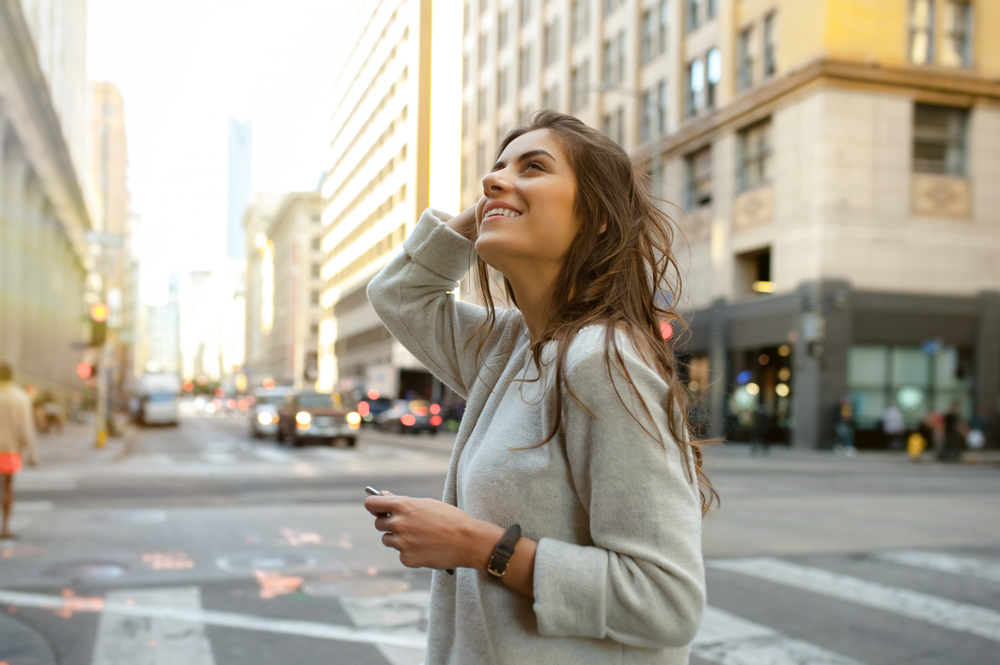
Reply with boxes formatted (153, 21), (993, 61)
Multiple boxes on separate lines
(482, 169), (510, 193)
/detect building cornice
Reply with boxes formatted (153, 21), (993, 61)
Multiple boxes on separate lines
(0, 0), (92, 266)
(639, 58), (1000, 162)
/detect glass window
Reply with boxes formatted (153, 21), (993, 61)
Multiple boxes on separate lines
(657, 79), (667, 134)
(616, 31), (627, 83)
(520, 0), (532, 25)
(642, 10), (654, 64)
(498, 9), (509, 48)
(602, 113), (612, 138)
(708, 0), (717, 19)
(913, 104), (968, 176)
(571, 60), (590, 112)
(706, 48), (721, 108)
(686, 146), (712, 208)
(737, 119), (772, 192)
(687, 0), (702, 31)
(615, 106), (625, 146)
(519, 46), (532, 87)
(659, 0), (670, 53)
(544, 84), (560, 111)
(478, 86), (488, 121)
(687, 58), (705, 117)
(891, 347), (930, 386)
(941, 0), (972, 67)
(738, 27), (754, 90)
(572, 0), (590, 43)
(641, 89), (653, 142)
(763, 12), (777, 77)
(479, 30), (489, 67)
(909, 0), (935, 64)
(603, 39), (614, 84)
(497, 68), (508, 106)
(848, 345), (888, 388)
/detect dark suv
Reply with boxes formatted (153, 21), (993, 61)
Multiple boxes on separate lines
(277, 391), (360, 447)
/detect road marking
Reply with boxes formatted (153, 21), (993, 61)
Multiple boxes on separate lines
(252, 447), (296, 463)
(200, 452), (236, 464)
(91, 587), (215, 665)
(872, 550), (1000, 584)
(340, 591), (429, 665)
(0, 588), (426, 649)
(708, 557), (1000, 643)
(693, 605), (865, 665)
(15, 501), (54, 513)
(15, 472), (77, 491)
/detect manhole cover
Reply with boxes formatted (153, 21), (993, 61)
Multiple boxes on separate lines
(302, 578), (411, 598)
(44, 560), (129, 580)
(90, 510), (167, 525)
(216, 552), (317, 573)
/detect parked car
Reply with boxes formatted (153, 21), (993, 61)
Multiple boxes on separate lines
(376, 399), (443, 434)
(277, 391), (361, 447)
(249, 386), (293, 439)
(356, 397), (393, 426)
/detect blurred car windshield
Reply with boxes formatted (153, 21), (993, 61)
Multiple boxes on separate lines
(297, 394), (333, 407)
(255, 394), (284, 405)
(408, 400), (430, 415)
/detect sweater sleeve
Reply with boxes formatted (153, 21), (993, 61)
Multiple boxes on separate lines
(531, 339), (706, 649)
(367, 208), (519, 398)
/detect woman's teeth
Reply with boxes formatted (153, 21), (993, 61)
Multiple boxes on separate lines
(486, 209), (520, 219)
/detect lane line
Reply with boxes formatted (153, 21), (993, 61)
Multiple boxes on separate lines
(252, 448), (297, 463)
(707, 557), (1000, 643)
(0, 589), (426, 649)
(91, 587), (215, 665)
(872, 550), (1000, 584)
(200, 452), (237, 464)
(693, 606), (866, 665)
(339, 591), (430, 665)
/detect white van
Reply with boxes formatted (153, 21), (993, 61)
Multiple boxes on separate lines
(133, 373), (181, 426)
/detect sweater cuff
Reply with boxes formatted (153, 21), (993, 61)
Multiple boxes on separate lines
(402, 208), (475, 282)
(532, 537), (608, 638)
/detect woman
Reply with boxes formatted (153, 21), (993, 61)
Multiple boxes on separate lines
(0, 362), (38, 540)
(364, 111), (715, 664)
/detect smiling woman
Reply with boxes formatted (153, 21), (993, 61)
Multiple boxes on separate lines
(364, 111), (715, 665)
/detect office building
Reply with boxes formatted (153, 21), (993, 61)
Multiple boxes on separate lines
(462, 0), (1000, 448)
(227, 119), (253, 261)
(319, 0), (462, 401)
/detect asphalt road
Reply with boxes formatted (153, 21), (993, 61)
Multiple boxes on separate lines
(1, 410), (998, 665)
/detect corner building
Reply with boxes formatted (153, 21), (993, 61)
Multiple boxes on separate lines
(320, 0), (461, 401)
(462, 0), (1000, 448)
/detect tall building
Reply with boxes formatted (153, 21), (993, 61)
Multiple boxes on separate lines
(227, 118), (253, 261)
(138, 273), (181, 375)
(319, 0), (462, 399)
(463, 0), (1000, 448)
(244, 192), (325, 387)
(0, 0), (93, 396)
(242, 192), (289, 382)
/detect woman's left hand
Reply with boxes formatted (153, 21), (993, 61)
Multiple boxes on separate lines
(365, 493), (498, 571)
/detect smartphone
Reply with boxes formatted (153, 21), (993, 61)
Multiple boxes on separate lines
(364, 486), (454, 576)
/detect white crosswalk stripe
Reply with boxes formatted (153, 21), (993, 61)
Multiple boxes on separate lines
(872, 550), (1000, 584)
(707, 557), (1000, 643)
(91, 587), (215, 665)
(693, 606), (866, 665)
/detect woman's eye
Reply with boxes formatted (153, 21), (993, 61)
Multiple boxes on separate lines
(525, 162), (543, 172)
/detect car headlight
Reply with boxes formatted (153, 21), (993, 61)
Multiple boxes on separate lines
(296, 411), (311, 426)
(346, 412), (361, 425)
(257, 412), (273, 426)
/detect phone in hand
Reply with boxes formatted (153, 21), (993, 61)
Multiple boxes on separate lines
(364, 486), (454, 576)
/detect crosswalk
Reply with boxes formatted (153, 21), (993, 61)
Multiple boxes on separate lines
(2, 547), (998, 665)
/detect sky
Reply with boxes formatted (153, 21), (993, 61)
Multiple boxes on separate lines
(86, 0), (358, 303)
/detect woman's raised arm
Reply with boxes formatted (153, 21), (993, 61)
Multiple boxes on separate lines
(366, 204), (519, 399)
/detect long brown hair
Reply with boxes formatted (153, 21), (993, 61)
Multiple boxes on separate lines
(469, 110), (718, 515)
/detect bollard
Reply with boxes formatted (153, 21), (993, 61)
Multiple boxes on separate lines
(906, 432), (926, 461)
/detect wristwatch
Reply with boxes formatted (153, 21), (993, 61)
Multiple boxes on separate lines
(487, 524), (521, 580)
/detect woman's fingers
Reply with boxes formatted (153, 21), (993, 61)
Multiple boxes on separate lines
(363, 494), (395, 516)
(381, 532), (398, 550)
(373, 515), (392, 532)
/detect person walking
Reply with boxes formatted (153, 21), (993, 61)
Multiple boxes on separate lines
(882, 402), (906, 451)
(364, 111), (714, 664)
(0, 362), (38, 540)
(750, 401), (771, 456)
(834, 393), (856, 456)
(939, 402), (964, 463)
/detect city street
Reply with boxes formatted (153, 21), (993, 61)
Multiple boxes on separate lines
(1, 412), (999, 665)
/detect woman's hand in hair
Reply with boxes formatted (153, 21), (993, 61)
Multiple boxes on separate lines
(445, 198), (485, 242)
(366, 492), (497, 572)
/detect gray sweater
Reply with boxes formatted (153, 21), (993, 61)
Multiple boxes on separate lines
(367, 209), (705, 664)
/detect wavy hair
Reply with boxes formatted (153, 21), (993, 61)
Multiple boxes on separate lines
(469, 110), (718, 515)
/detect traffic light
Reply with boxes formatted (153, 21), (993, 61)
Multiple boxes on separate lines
(76, 361), (96, 380)
(89, 302), (108, 346)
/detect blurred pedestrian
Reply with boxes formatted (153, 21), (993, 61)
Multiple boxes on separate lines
(364, 112), (712, 663)
(882, 402), (906, 451)
(938, 402), (964, 463)
(834, 393), (856, 456)
(750, 402), (771, 456)
(967, 405), (987, 450)
(0, 362), (38, 540)
(924, 409), (945, 456)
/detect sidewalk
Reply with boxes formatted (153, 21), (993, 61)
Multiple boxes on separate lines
(30, 420), (134, 469)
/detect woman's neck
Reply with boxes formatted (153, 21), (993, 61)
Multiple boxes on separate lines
(503, 261), (562, 346)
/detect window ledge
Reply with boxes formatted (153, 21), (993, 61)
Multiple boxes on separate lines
(911, 173), (971, 219)
(734, 185), (774, 232)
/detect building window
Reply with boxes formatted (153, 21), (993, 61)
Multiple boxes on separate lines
(311, 290), (320, 305)
(603, 39), (614, 84)
(686, 146), (712, 208)
(480, 0), (488, 14)
(543, 84), (560, 111)
(657, 79), (667, 135)
(311, 263), (321, 278)
(479, 30), (489, 67)
(520, 0), (532, 25)
(687, 0), (702, 31)
(706, 48), (721, 108)
(909, 0), (935, 64)
(478, 86), (488, 121)
(311, 237), (321, 250)
(913, 104), (969, 176)
(707, 0), (717, 19)
(658, 0), (670, 54)
(641, 10), (655, 64)
(737, 119), (772, 192)
(615, 106), (624, 146)
(544, 19), (560, 67)
(763, 12), (777, 77)
(602, 113), (612, 139)
(604, 0), (623, 16)
(519, 46), (533, 87)
(498, 68), (508, 107)
(641, 89), (653, 143)
(736, 247), (772, 295)
(738, 27), (754, 90)
(498, 9), (509, 48)
(641, 83), (666, 143)
(571, 60), (590, 112)
(687, 58), (704, 117)
(616, 31), (627, 83)
(572, 0), (589, 43)
(477, 140), (488, 178)
(941, 0), (972, 67)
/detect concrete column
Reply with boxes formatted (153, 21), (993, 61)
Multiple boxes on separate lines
(1, 147), (28, 368)
(975, 291), (1000, 446)
(707, 298), (729, 440)
(21, 179), (45, 382)
(0, 112), (8, 360)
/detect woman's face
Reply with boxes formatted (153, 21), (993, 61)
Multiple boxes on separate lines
(475, 129), (580, 275)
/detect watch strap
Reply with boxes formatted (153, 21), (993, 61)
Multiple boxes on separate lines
(487, 524), (521, 579)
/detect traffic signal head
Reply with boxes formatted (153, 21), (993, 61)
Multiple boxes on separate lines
(90, 303), (109, 323)
(76, 361), (95, 380)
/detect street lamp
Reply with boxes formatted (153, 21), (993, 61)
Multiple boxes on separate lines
(584, 83), (664, 202)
